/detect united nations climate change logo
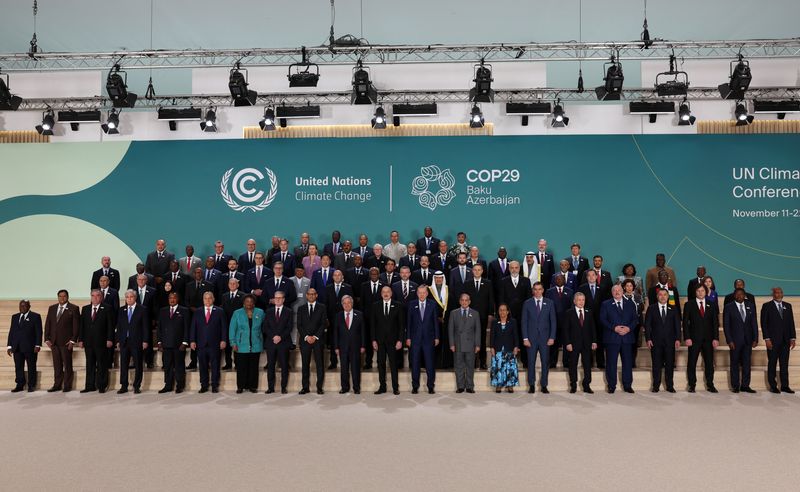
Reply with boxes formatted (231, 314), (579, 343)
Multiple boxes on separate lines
(220, 167), (278, 212)
(411, 165), (456, 211)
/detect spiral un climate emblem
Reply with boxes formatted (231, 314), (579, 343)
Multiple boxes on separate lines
(220, 167), (278, 212)
(411, 165), (456, 211)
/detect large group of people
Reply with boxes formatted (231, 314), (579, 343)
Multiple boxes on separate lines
(6, 229), (797, 396)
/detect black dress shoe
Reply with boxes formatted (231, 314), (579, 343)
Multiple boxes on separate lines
(98, 389), (106, 394)
(456, 388), (465, 393)
(198, 387), (208, 394)
(299, 389), (310, 395)
(133, 388), (141, 394)
(80, 388), (96, 393)
(317, 389), (324, 395)
(117, 388), (128, 394)
(47, 386), (61, 393)
(27, 387), (35, 392)
(707, 386), (718, 393)
(363, 364), (372, 370)
(651, 388), (660, 393)
(479, 364), (488, 371)
(528, 386), (535, 394)
(666, 387), (676, 393)
(624, 387), (635, 394)
(354, 390), (360, 394)
(281, 388), (287, 394)
(374, 388), (387, 395)
(266, 389), (275, 394)
(731, 388), (740, 393)
(250, 389), (258, 393)
(393, 389), (400, 395)
(769, 387), (781, 394)
(62, 388), (72, 393)
(412, 388), (419, 394)
(428, 388), (435, 394)
(175, 388), (184, 394)
(782, 387), (795, 394)
(11, 387), (24, 393)
(327, 364), (337, 370)
(687, 386), (696, 393)
(339, 389), (348, 394)
(569, 386), (577, 394)
(158, 387), (172, 394)
(741, 387), (756, 394)
(540, 387), (549, 394)
(221, 365), (232, 371)
(466, 388), (475, 394)
(147, 363), (154, 369)
(236, 389), (244, 394)
(607, 388), (615, 394)
(583, 387), (594, 394)
(211, 388), (219, 393)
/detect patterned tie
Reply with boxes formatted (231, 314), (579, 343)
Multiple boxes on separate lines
(126, 307), (131, 323)
(57, 305), (64, 321)
(345, 311), (351, 329)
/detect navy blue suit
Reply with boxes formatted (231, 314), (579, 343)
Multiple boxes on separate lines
(644, 303), (681, 390)
(261, 276), (298, 308)
(7, 311), (42, 390)
(723, 301), (758, 390)
(406, 299), (440, 391)
(521, 297), (557, 389)
(243, 265), (273, 303)
(238, 251), (258, 274)
(116, 304), (149, 390)
(190, 306), (229, 390)
(271, 251), (296, 273)
(600, 298), (639, 390)
(310, 267), (336, 305)
(551, 271), (577, 292)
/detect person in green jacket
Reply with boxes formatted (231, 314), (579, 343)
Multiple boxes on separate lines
(229, 294), (264, 393)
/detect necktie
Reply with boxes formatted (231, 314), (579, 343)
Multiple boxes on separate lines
(276, 308), (281, 322)
(475, 280), (480, 292)
(57, 305), (64, 321)
(140, 289), (145, 303)
(217, 255), (221, 263)
(126, 307), (131, 322)
(420, 302), (425, 320)
(501, 259), (506, 273)
(372, 283), (377, 295)
(777, 302), (784, 318)
(616, 301), (622, 312)
(322, 269), (328, 284)
(591, 284), (595, 298)
(462, 309), (467, 318)
(661, 306), (666, 320)
(172, 273), (177, 282)
(187, 258), (191, 271)
(385, 303), (389, 316)
(573, 257), (578, 269)
(256, 267), (262, 284)
(579, 309), (584, 326)
(275, 278), (280, 288)
(539, 252), (544, 265)
(699, 301), (705, 317)
(345, 311), (351, 329)
(512, 277), (517, 288)
(309, 304), (314, 317)
(558, 287), (562, 298)
(205, 308), (211, 323)
(205, 270), (210, 281)
(460, 267), (466, 282)
(92, 307), (97, 321)
(230, 292), (234, 300)
(282, 252), (286, 263)
(739, 303), (746, 322)
(403, 282), (408, 298)
(536, 300), (541, 313)
(335, 284), (340, 296)
(423, 270), (428, 281)
(103, 269), (108, 276)
(170, 307), (175, 319)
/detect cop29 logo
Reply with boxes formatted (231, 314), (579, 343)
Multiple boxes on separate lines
(411, 165), (456, 211)
(220, 167), (278, 212)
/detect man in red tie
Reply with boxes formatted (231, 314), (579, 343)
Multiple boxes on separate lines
(334, 296), (365, 394)
(157, 292), (189, 393)
(564, 292), (597, 393)
(189, 292), (228, 393)
(263, 291), (293, 394)
(683, 284), (720, 393)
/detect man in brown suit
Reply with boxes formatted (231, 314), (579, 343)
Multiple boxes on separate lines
(43, 289), (81, 392)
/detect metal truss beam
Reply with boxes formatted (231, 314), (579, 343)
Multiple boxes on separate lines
(1, 39), (799, 71)
(16, 87), (800, 111)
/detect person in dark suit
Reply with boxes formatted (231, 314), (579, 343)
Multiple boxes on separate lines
(297, 288), (328, 394)
(432, 240), (454, 274)
(565, 243), (590, 283)
(644, 288), (681, 392)
(723, 279), (756, 307)
(184, 267), (215, 371)
(220, 278), (244, 370)
(238, 238), (259, 274)
(90, 256), (121, 291)
(411, 256), (434, 286)
(463, 263), (494, 370)
(78, 290), (114, 393)
(723, 288), (759, 393)
(355, 234), (374, 261)
(216, 258), (245, 303)
(564, 292), (597, 393)
(97, 275), (120, 320)
(600, 285), (639, 393)
(261, 262), (297, 308)
(263, 291), (293, 394)
(552, 260), (578, 292)
(398, 243), (420, 271)
(272, 238), (296, 273)
(487, 247), (511, 299)
(449, 252), (473, 301)
(498, 262), (531, 367)
(6, 300), (42, 392)
(144, 239), (174, 286)
(293, 232), (311, 259)
(686, 266), (708, 301)
(360, 268), (385, 370)
(647, 270), (682, 317)
(43, 289), (80, 392)
(310, 255), (335, 305)
(578, 270), (609, 369)
(324, 270), (351, 369)
(134, 274), (158, 368)
(535, 239), (555, 290)
(545, 274), (574, 369)
(581, 255), (613, 298)
(521, 282), (557, 393)
(466, 246), (487, 272)
(333, 240), (356, 272)
(371, 286), (405, 394)
(116, 290), (149, 394)
(243, 252), (273, 304)
(211, 240), (234, 273)
(682, 283), (720, 393)
(344, 256), (369, 305)
(379, 259), (400, 286)
(407, 285), (441, 394)
(323, 230), (343, 259)
(190, 292), (228, 393)
(333, 296), (365, 394)
(761, 287), (796, 393)
(201, 256), (222, 287)
(156, 292), (189, 393)
(416, 226), (440, 257)
(391, 267), (418, 306)
(162, 260), (187, 307)
(127, 263), (155, 290)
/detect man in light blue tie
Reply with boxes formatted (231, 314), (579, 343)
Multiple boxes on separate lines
(406, 285), (440, 394)
(521, 282), (557, 394)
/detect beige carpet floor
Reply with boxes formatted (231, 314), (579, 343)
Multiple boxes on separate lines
(1, 390), (797, 491)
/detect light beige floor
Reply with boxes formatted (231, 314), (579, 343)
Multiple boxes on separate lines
(1, 390), (798, 491)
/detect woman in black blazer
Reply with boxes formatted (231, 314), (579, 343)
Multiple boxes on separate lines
(490, 304), (520, 393)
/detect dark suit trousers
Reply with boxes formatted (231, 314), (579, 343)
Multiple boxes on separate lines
(363, 324), (374, 366)
(327, 328), (338, 367)
(650, 342), (676, 390)
(224, 345), (233, 368)
(84, 347), (109, 391)
(339, 346), (361, 392)
(119, 344), (143, 389)
(198, 346), (221, 389)
(605, 343), (633, 390)
(235, 352), (260, 390)
(13, 351), (37, 389)
(593, 322), (605, 367)
(300, 340), (325, 391)
(568, 346), (592, 388)
(50, 345), (74, 390)
(686, 340), (715, 387)
(377, 341), (399, 391)
(550, 318), (568, 368)
(410, 343), (435, 390)
(767, 342), (790, 390)
(266, 343), (290, 390)
(162, 348), (186, 390)
(729, 344), (752, 390)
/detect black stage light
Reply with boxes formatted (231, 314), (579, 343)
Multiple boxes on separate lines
(0, 74), (23, 110)
(35, 109), (55, 135)
(101, 109), (120, 134)
(288, 46), (320, 87)
(229, 64), (257, 106)
(719, 54), (752, 100)
(106, 65), (138, 108)
(157, 107), (202, 132)
(469, 60), (494, 103)
(200, 107), (217, 132)
(259, 107), (276, 131)
(551, 102), (569, 128)
(735, 102), (754, 126)
(656, 54), (689, 96)
(629, 101), (675, 123)
(351, 61), (377, 105)
(595, 56), (624, 101)
(469, 104), (484, 128)
(753, 100), (800, 120)
(371, 105), (387, 129)
(57, 110), (101, 131)
(677, 100), (696, 126)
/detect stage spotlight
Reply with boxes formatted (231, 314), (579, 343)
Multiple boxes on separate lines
(678, 100), (696, 126)
(469, 105), (484, 128)
(351, 61), (377, 105)
(106, 65), (138, 108)
(719, 54), (752, 100)
(551, 102), (569, 128)
(753, 100), (800, 120)
(734, 102), (754, 126)
(656, 54), (689, 96)
(288, 46), (320, 87)
(0, 74), (23, 110)
(595, 56), (624, 101)
(101, 109), (120, 135)
(469, 60), (494, 103)
(259, 107), (276, 131)
(229, 63), (257, 106)
(200, 107), (217, 132)
(371, 105), (387, 129)
(35, 109), (55, 135)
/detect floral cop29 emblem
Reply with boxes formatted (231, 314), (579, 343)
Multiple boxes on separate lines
(220, 167), (278, 212)
(411, 165), (456, 211)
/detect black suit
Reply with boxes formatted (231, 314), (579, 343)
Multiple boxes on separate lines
(157, 305), (189, 390)
(145, 250), (174, 283)
(127, 272), (154, 290)
(370, 300), (406, 391)
(162, 272), (187, 307)
(272, 251), (296, 273)
(647, 285), (682, 317)
(487, 259), (511, 299)
(463, 278), (494, 368)
(354, 245), (374, 261)
(448, 265), (473, 302)
(431, 254), (454, 275)
(263, 306), (294, 391)
(212, 253), (234, 274)
(399, 254), (420, 271)
(333, 310), (365, 392)
(221, 291), (244, 368)
(411, 268), (434, 287)
(217, 271), (245, 302)
(723, 291), (756, 307)
(296, 302), (328, 392)
(7, 312), (42, 390)
(79, 304), (114, 391)
(683, 299), (719, 388)
(91, 267), (121, 291)
(579, 282), (609, 368)
(565, 256), (590, 283)
(723, 301), (758, 390)
(564, 308), (596, 389)
(686, 277), (707, 300)
(238, 251), (258, 274)
(360, 281), (385, 367)
(135, 286), (158, 366)
(325, 283), (352, 368)
(333, 252), (356, 272)
(644, 303), (681, 390)
(498, 275), (531, 366)
(761, 300), (796, 390)
(581, 269), (613, 298)
(294, 244), (311, 260)
(416, 236), (440, 257)
(535, 251), (555, 290)
(344, 267), (369, 306)
(379, 271), (400, 287)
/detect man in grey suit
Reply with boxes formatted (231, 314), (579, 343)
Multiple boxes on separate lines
(178, 244), (203, 277)
(521, 281), (557, 393)
(290, 265), (311, 347)
(448, 293), (481, 393)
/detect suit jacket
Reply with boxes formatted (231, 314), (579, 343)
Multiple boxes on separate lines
(7, 312), (42, 353)
(466, 257), (488, 271)
(723, 291), (756, 307)
(600, 298), (639, 345)
(379, 271), (400, 287)
(399, 254), (421, 271)
(406, 300), (440, 345)
(682, 299), (719, 343)
(333, 252), (357, 272)
(178, 256), (203, 276)
(361, 281), (386, 328)
(366, 254), (391, 273)
(551, 272), (577, 292)
(498, 276), (531, 322)
(162, 272), (187, 305)
(293, 244), (311, 260)
(333, 310), (365, 351)
(370, 300), (406, 345)
(271, 251), (296, 273)
(116, 304), (149, 346)
(221, 291), (245, 322)
(391, 280), (419, 306)
(134, 285), (158, 323)
(323, 242), (343, 259)
(535, 251), (556, 289)
(344, 267), (369, 303)
(463, 278), (495, 321)
(100, 288), (120, 323)
(521, 297), (557, 343)
(79, 304), (114, 349)
(644, 303), (681, 345)
(91, 267), (121, 291)
(238, 251), (258, 274)
(411, 268), (434, 286)
(324, 283), (353, 321)
(487, 259), (511, 292)
(577, 282), (606, 323)
(545, 286), (574, 318)
(723, 301), (758, 346)
(490, 318), (519, 352)
(564, 308), (597, 351)
(216, 271), (245, 301)
(448, 307), (481, 352)
(310, 267), (336, 304)
(448, 265), (474, 300)
(296, 302), (328, 342)
(431, 254), (454, 275)
(212, 253), (234, 273)
(190, 306), (228, 348)
(44, 303), (80, 345)
(157, 305), (190, 349)
(686, 277), (706, 300)
(354, 245), (375, 261)
(127, 272), (155, 290)
(416, 236), (441, 257)
(565, 256), (590, 282)
(145, 250), (175, 280)
(647, 284), (682, 316)
(645, 266), (678, 292)
(581, 269), (613, 298)
(201, 268), (222, 286)
(244, 265), (274, 294)
(760, 300), (796, 344)
(260, 276), (297, 307)
(184, 279), (215, 309)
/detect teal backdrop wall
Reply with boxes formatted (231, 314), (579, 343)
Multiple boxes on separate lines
(1, 134), (799, 299)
